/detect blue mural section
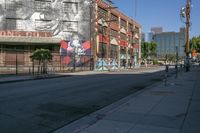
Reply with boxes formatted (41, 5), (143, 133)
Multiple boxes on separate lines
(95, 58), (118, 71)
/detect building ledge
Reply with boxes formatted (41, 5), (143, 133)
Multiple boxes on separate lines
(0, 36), (60, 44)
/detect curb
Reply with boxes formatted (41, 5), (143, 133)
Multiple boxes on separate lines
(0, 66), (165, 84)
(0, 71), (109, 84)
(52, 77), (164, 133)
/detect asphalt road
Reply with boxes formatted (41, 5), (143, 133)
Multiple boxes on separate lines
(0, 69), (173, 133)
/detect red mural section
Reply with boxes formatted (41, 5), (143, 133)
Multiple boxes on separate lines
(99, 34), (109, 44)
(133, 44), (139, 52)
(119, 40), (128, 47)
(59, 39), (91, 66)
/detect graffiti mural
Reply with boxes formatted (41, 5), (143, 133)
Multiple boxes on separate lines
(60, 33), (91, 66)
(0, 0), (91, 38)
(0, 0), (92, 67)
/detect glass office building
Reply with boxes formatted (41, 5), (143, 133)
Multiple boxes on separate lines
(154, 28), (185, 58)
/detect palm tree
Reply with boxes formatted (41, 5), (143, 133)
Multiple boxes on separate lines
(30, 49), (52, 74)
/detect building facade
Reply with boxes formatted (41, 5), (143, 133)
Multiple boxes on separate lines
(147, 32), (154, 42)
(141, 32), (145, 43)
(95, 0), (141, 70)
(0, 0), (141, 72)
(147, 27), (163, 43)
(0, 0), (93, 71)
(154, 28), (185, 58)
(151, 27), (163, 34)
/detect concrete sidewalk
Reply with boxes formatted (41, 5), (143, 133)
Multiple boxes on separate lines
(53, 67), (200, 133)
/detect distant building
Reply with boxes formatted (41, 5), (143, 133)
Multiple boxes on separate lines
(151, 27), (163, 34)
(147, 27), (163, 43)
(147, 32), (154, 42)
(153, 28), (185, 58)
(141, 32), (145, 42)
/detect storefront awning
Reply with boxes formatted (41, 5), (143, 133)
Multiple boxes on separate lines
(0, 36), (60, 44)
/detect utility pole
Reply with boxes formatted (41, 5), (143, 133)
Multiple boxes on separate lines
(87, 0), (96, 70)
(180, 0), (191, 72)
(185, 0), (191, 55)
(89, 0), (95, 70)
(134, 0), (137, 18)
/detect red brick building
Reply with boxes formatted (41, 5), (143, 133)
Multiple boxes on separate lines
(95, 0), (141, 70)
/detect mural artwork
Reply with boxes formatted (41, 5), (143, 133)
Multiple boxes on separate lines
(0, 0), (92, 66)
(60, 33), (91, 66)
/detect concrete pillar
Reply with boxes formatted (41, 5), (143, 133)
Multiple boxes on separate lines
(0, 44), (3, 66)
(24, 45), (30, 66)
(118, 45), (120, 68)
(96, 35), (99, 57)
(138, 27), (142, 67)
(28, 45), (31, 65)
(126, 47), (128, 68)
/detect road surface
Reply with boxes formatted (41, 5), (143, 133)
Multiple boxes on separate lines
(0, 69), (172, 133)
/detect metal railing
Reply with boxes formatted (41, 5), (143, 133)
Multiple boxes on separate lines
(0, 49), (93, 75)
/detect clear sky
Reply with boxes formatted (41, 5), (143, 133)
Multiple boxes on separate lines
(113, 0), (200, 38)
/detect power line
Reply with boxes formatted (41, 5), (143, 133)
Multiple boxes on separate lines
(135, 0), (137, 18)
